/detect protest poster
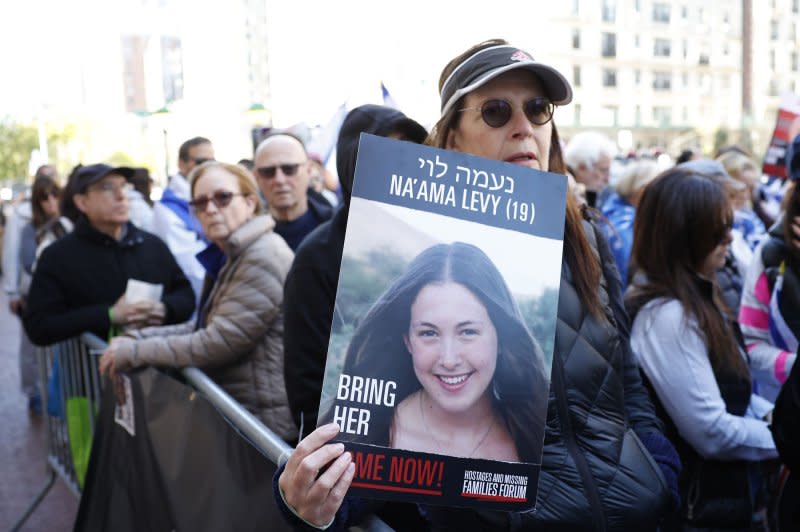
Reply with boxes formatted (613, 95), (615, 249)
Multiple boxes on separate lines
(763, 92), (800, 178)
(317, 133), (566, 511)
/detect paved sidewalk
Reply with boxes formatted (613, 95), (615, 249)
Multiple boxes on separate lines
(0, 285), (78, 531)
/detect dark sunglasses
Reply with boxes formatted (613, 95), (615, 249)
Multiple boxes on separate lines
(713, 220), (734, 244)
(192, 157), (214, 166)
(189, 190), (244, 213)
(459, 97), (554, 128)
(255, 163), (302, 179)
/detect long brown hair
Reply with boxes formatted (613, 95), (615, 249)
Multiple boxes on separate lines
(782, 182), (800, 258)
(31, 176), (60, 228)
(428, 39), (604, 319)
(626, 168), (747, 377)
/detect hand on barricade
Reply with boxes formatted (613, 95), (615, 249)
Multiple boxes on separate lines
(99, 336), (135, 377)
(278, 423), (354, 528)
(100, 337), (134, 405)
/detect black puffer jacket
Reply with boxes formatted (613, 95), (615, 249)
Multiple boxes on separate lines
(517, 221), (670, 531)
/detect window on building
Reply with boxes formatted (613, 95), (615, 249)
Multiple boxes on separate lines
(574, 104), (582, 125)
(698, 7), (705, 24)
(681, 5), (687, 18)
(793, 52), (799, 71)
(603, 68), (617, 87)
(635, 105), (642, 125)
(602, 0), (616, 22)
(682, 72), (688, 87)
(161, 36), (184, 103)
(653, 71), (672, 91)
(572, 0), (580, 15)
(602, 32), (617, 57)
(772, 20), (780, 40)
(654, 38), (671, 57)
(771, 50), (776, 70)
(723, 44), (729, 56)
(634, 0), (640, 12)
(683, 39), (688, 59)
(682, 107), (688, 123)
(634, 69), (641, 84)
(794, 0), (799, 14)
(573, 65), (582, 86)
(572, 29), (581, 49)
(699, 52), (710, 65)
(770, 80), (779, 96)
(654, 106), (672, 126)
(634, 34), (640, 47)
(653, 3), (670, 23)
(602, 106), (619, 126)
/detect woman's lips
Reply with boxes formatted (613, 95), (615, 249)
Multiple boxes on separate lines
(436, 372), (472, 391)
(505, 152), (538, 166)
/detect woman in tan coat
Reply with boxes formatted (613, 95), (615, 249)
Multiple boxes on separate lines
(100, 161), (296, 442)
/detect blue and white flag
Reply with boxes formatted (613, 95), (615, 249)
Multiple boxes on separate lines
(381, 82), (399, 109)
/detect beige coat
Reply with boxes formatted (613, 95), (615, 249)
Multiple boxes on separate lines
(116, 215), (297, 442)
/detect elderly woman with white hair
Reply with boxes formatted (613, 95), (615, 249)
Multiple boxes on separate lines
(600, 159), (660, 285)
(564, 131), (617, 208)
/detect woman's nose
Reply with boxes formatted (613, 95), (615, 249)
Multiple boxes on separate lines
(438, 337), (462, 368)
(509, 107), (536, 138)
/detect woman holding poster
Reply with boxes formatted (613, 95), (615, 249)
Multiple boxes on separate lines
(321, 241), (549, 462)
(277, 39), (675, 531)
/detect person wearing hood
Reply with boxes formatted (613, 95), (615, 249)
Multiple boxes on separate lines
(282, 104), (428, 438)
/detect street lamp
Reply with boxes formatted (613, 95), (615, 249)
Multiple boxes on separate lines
(152, 105), (170, 179)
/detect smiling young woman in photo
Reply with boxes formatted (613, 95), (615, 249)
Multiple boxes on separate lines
(320, 241), (548, 463)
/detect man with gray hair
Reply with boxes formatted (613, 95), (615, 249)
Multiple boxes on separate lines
(564, 131), (617, 208)
(253, 133), (333, 250)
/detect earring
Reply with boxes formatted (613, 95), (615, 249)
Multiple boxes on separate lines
(492, 380), (501, 401)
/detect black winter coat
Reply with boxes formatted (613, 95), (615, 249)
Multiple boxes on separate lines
(517, 222), (670, 530)
(772, 359), (800, 529)
(277, 221), (671, 531)
(23, 220), (195, 345)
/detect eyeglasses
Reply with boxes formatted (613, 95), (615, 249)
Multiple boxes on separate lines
(459, 97), (554, 128)
(90, 181), (133, 196)
(255, 163), (303, 180)
(713, 221), (734, 244)
(192, 158), (214, 166)
(189, 190), (244, 213)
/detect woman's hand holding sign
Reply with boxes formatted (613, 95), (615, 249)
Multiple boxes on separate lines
(279, 423), (354, 527)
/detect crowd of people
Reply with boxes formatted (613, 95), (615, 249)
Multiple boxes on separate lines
(3, 37), (800, 531)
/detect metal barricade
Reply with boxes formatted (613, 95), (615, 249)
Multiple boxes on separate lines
(12, 334), (103, 531)
(14, 332), (393, 531)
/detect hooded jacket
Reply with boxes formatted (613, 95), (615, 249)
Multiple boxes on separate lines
(282, 105), (428, 436)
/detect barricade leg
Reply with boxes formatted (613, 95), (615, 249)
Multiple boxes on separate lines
(9, 470), (57, 532)
(10, 338), (94, 529)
